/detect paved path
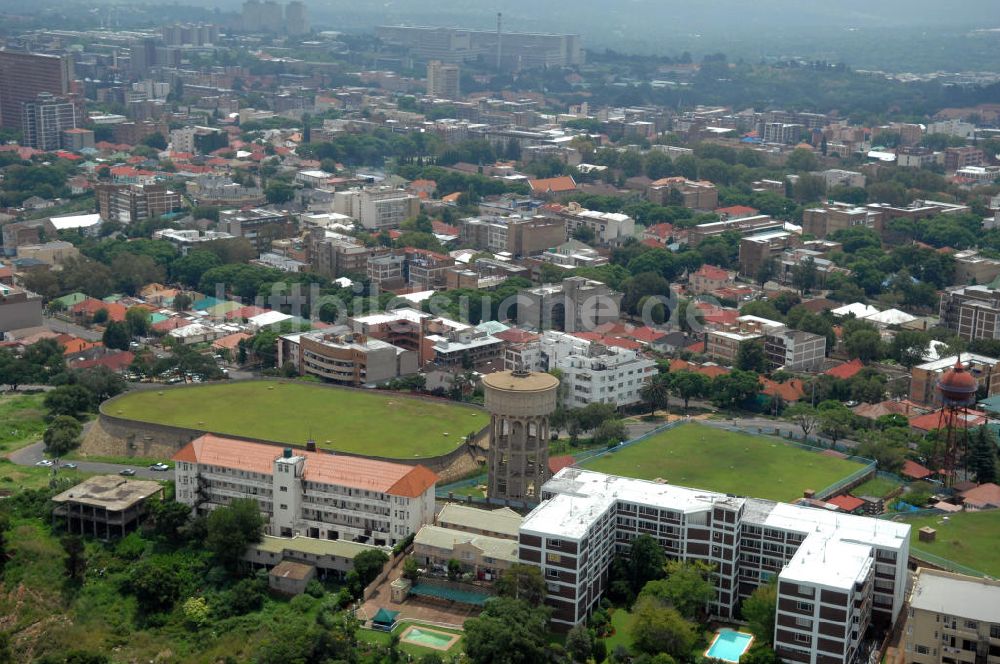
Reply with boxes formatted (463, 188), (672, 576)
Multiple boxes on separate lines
(8, 440), (166, 480)
(43, 316), (102, 341)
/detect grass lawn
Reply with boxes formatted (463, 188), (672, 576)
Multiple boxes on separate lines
(358, 622), (465, 657)
(603, 608), (635, 656)
(583, 423), (863, 502)
(851, 477), (901, 499)
(0, 393), (47, 453)
(0, 459), (91, 492)
(899, 510), (1000, 577)
(107, 381), (490, 459)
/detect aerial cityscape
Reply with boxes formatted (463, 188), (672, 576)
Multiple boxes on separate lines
(0, 1), (999, 663)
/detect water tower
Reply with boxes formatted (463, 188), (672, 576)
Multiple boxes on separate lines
(935, 358), (978, 488)
(483, 369), (559, 502)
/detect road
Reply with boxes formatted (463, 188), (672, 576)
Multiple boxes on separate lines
(9, 441), (168, 480)
(43, 315), (103, 341)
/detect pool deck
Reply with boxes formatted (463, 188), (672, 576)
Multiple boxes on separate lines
(704, 628), (754, 663)
(399, 625), (461, 651)
(358, 558), (481, 627)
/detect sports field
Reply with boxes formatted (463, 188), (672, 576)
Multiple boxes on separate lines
(900, 510), (1000, 577)
(106, 381), (489, 459)
(582, 423), (864, 501)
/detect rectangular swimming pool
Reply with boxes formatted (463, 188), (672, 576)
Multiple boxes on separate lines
(705, 629), (753, 662)
(400, 626), (459, 651)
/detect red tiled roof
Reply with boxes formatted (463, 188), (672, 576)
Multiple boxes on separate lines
(70, 350), (134, 372)
(70, 298), (128, 322)
(212, 332), (251, 350)
(825, 358), (865, 380)
(152, 317), (193, 332)
(715, 205), (759, 217)
(644, 223), (674, 240)
(827, 495), (865, 512)
(548, 455), (575, 474)
(908, 409), (987, 433)
(760, 377), (806, 402)
(431, 220), (459, 236)
(494, 329), (540, 344)
(571, 332), (643, 351)
(528, 176), (577, 194)
(56, 334), (102, 355)
(172, 434), (438, 497)
(685, 340), (705, 353)
(669, 358), (729, 378)
(693, 264), (732, 281)
(441, 192), (462, 203)
(960, 482), (1000, 508)
(901, 459), (932, 480)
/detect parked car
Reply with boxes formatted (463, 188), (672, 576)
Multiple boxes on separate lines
(149, 462), (170, 471)
(35, 459), (54, 467)
(119, 468), (136, 476)
(61, 462), (78, 469)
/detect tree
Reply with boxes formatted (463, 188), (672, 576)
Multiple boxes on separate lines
(711, 370), (761, 409)
(742, 580), (777, 644)
(142, 132), (167, 150)
(205, 498), (265, 573)
(495, 562), (547, 606)
(43, 416), (83, 456)
(354, 548), (390, 587)
(0, 351), (33, 391)
(110, 253), (164, 295)
(970, 426), (997, 484)
(889, 330), (931, 368)
(565, 625), (594, 663)
(736, 339), (768, 373)
(818, 404), (856, 446)
(44, 385), (96, 420)
(639, 560), (715, 620)
(573, 402), (618, 433)
(171, 250), (222, 288)
(844, 328), (883, 363)
(627, 534), (666, 595)
(791, 257), (818, 294)
(594, 419), (628, 447)
(173, 292), (192, 312)
(464, 598), (551, 664)
(631, 596), (698, 659)
(403, 556), (421, 583)
(784, 402), (819, 437)
(92, 308), (109, 324)
(125, 307), (150, 338)
(102, 321), (131, 351)
(669, 371), (710, 411)
(640, 374), (671, 415)
(265, 182), (295, 204)
(447, 558), (463, 581)
(127, 555), (194, 615)
(149, 499), (192, 541)
(61, 535), (86, 582)
(786, 148), (818, 172)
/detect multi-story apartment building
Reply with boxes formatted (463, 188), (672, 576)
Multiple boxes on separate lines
(544, 203), (634, 246)
(0, 51), (73, 130)
(903, 568), (1000, 664)
(517, 277), (622, 333)
(689, 264), (736, 295)
(333, 187), (421, 231)
(554, 344), (657, 409)
(519, 468), (910, 663)
(647, 177), (719, 210)
(427, 60), (460, 99)
(406, 248), (455, 290)
(459, 215), (567, 257)
(739, 231), (799, 278)
(218, 208), (294, 254)
(758, 122), (805, 144)
(95, 183), (183, 224)
(688, 215), (783, 247)
(909, 354), (1000, 407)
(279, 329), (418, 386)
(22, 93), (77, 151)
(173, 434), (438, 547)
(367, 253), (406, 289)
(802, 203), (882, 240)
(952, 250), (1000, 286)
(944, 147), (985, 172)
(307, 228), (372, 279)
(0, 283), (43, 333)
(765, 327), (827, 372)
(816, 170), (866, 189)
(427, 327), (504, 369)
(896, 147), (941, 169)
(939, 286), (1000, 342)
(706, 315), (784, 366)
(376, 25), (584, 69)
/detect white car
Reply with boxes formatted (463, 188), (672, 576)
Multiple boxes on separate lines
(35, 459), (54, 467)
(149, 462), (170, 472)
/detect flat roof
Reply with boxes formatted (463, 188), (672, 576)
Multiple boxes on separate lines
(52, 475), (163, 511)
(910, 568), (1000, 623)
(252, 535), (383, 560)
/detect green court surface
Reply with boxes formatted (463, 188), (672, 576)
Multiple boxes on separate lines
(106, 381), (489, 459)
(583, 423), (864, 502)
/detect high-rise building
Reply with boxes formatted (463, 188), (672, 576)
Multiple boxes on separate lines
(377, 26), (584, 69)
(939, 285), (1000, 342)
(0, 50), (73, 130)
(427, 60), (460, 99)
(484, 369), (559, 502)
(21, 93), (77, 151)
(285, 1), (309, 36)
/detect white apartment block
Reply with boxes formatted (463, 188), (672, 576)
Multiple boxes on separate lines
(552, 203), (635, 245)
(519, 468), (910, 664)
(174, 434), (438, 547)
(333, 187), (421, 230)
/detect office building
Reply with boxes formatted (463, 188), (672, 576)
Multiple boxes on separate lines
(21, 93), (76, 151)
(218, 208), (294, 254)
(484, 369), (559, 502)
(517, 277), (622, 333)
(376, 25), (584, 69)
(554, 341), (657, 409)
(174, 434), (438, 547)
(939, 286), (1000, 342)
(519, 468), (910, 660)
(427, 60), (460, 99)
(279, 329), (418, 386)
(909, 354), (1000, 407)
(161, 23), (220, 46)
(903, 568), (1000, 664)
(0, 50), (73, 130)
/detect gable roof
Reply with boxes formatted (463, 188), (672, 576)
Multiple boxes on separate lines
(528, 175), (577, 194)
(960, 482), (1000, 508)
(825, 358), (865, 380)
(901, 459), (932, 480)
(173, 434), (438, 498)
(827, 495), (865, 512)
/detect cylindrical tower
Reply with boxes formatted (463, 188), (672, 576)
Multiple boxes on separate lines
(936, 359), (978, 487)
(483, 369), (559, 502)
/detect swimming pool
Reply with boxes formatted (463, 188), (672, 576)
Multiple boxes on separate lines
(705, 629), (754, 662)
(400, 626), (459, 651)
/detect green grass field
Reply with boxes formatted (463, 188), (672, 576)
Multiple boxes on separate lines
(0, 393), (47, 453)
(583, 423), (864, 502)
(852, 477), (901, 499)
(900, 510), (1000, 577)
(106, 381), (490, 459)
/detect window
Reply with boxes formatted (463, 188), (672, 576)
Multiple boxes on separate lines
(279, 504), (287, 510)
(964, 621), (978, 630)
(798, 584), (814, 596)
(279, 486), (287, 492)
(546, 553), (562, 563)
(793, 633), (811, 644)
(796, 601), (813, 613)
(915, 646), (929, 655)
(546, 568), (559, 579)
(795, 617), (812, 628)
